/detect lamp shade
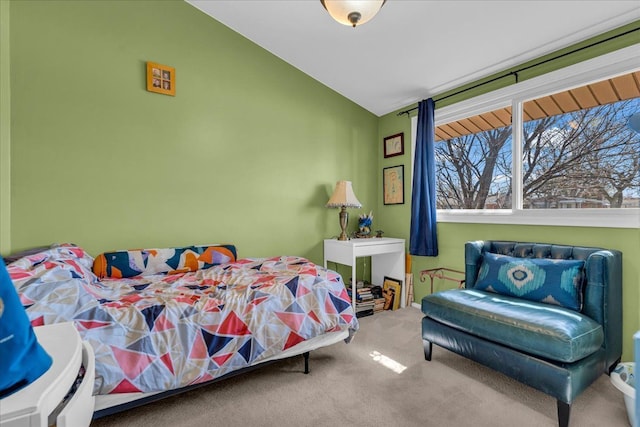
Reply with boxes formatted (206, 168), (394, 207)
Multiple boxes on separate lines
(326, 181), (362, 208)
(320, 0), (386, 27)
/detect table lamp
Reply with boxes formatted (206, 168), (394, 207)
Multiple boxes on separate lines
(326, 181), (362, 240)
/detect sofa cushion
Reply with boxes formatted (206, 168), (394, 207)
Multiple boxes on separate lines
(93, 244), (237, 278)
(474, 252), (584, 311)
(421, 289), (603, 363)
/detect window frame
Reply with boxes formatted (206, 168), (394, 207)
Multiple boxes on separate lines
(411, 44), (640, 229)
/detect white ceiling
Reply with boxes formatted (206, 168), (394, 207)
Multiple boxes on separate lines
(186, 1), (640, 117)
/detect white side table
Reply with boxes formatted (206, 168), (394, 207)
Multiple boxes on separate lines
(323, 238), (406, 308)
(0, 322), (95, 427)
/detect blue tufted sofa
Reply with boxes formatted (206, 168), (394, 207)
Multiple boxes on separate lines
(421, 241), (622, 427)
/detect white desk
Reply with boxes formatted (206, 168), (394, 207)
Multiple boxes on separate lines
(323, 238), (406, 308)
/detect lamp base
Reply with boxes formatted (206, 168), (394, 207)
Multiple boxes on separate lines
(338, 206), (349, 240)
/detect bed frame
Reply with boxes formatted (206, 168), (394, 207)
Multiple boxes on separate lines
(93, 329), (349, 418)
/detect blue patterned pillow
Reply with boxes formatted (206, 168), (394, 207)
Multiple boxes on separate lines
(474, 252), (585, 311)
(93, 245), (237, 278)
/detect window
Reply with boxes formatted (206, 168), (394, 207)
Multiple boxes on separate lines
(435, 107), (512, 209)
(521, 88), (639, 210)
(412, 45), (640, 228)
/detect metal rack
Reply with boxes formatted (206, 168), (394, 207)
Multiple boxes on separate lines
(420, 267), (465, 294)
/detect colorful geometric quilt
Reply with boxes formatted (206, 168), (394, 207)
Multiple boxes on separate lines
(7, 245), (358, 395)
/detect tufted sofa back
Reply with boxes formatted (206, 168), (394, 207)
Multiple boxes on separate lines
(465, 240), (623, 373)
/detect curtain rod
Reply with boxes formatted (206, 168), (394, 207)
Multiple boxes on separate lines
(396, 26), (640, 117)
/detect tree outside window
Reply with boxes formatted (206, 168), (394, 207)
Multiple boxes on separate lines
(434, 73), (640, 211)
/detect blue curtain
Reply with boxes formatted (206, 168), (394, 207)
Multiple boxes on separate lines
(410, 98), (438, 256)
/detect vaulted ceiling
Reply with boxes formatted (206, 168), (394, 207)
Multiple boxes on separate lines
(186, 1), (640, 117)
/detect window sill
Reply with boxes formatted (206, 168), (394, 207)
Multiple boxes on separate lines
(437, 208), (640, 229)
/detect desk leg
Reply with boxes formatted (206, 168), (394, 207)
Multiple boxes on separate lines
(324, 259), (357, 309)
(372, 252), (405, 308)
(351, 261), (357, 308)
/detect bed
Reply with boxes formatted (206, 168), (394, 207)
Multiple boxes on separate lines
(6, 243), (358, 417)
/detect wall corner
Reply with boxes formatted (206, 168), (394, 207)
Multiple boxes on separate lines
(1, 0), (11, 253)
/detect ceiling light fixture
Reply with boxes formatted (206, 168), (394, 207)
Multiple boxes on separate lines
(320, 0), (386, 28)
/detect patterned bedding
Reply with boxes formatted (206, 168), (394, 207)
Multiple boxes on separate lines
(7, 245), (358, 395)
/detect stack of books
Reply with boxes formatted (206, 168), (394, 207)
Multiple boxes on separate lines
(373, 297), (386, 313)
(369, 285), (385, 313)
(348, 283), (375, 318)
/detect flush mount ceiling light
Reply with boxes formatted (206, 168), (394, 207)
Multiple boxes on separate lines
(320, 0), (386, 28)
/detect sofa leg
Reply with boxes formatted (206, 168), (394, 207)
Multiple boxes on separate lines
(423, 340), (432, 361)
(608, 357), (621, 375)
(557, 400), (571, 427)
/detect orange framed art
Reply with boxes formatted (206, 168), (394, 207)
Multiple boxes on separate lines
(382, 276), (402, 310)
(146, 62), (175, 96)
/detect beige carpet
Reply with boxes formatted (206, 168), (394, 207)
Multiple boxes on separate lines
(91, 307), (629, 427)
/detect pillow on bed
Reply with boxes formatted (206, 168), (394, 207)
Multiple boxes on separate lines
(7, 244), (98, 284)
(2, 246), (52, 265)
(474, 252), (585, 311)
(92, 244), (237, 278)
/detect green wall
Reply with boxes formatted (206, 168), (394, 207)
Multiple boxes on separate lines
(5, 0), (378, 264)
(376, 24), (640, 361)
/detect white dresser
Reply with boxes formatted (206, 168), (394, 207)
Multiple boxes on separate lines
(0, 323), (95, 427)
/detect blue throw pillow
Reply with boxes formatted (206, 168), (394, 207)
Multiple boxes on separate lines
(0, 256), (52, 397)
(474, 252), (585, 311)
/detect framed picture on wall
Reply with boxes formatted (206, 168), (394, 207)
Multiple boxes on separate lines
(383, 165), (404, 205)
(146, 62), (176, 96)
(383, 132), (404, 158)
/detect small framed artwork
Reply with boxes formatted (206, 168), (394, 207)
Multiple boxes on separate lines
(146, 62), (175, 96)
(383, 276), (402, 310)
(383, 132), (404, 158)
(383, 165), (404, 205)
